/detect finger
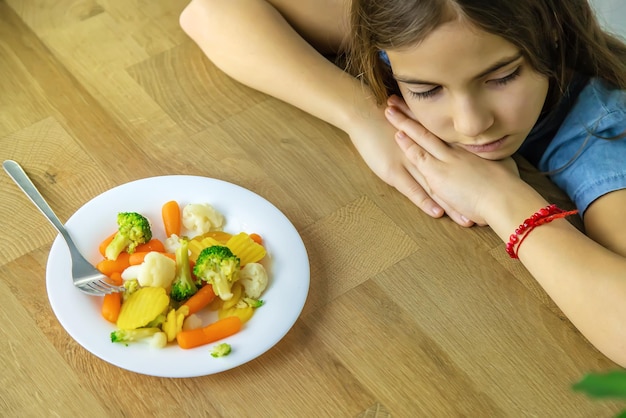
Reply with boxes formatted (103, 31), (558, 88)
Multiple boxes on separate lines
(395, 130), (432, 166)
(387, 95), (414, 118)
(443, 206), (475, 227)
(385, 106), (449, 159)
(423, 192), (475, 227)
(398, 139), (475, 227)
(393, 168), (445, 218)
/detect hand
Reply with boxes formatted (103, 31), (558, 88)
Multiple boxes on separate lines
(384, 103), (521, 225)
(345, 100), (474, 227)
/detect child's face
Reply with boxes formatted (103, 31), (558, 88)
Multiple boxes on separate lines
(386, 19), (549, 160)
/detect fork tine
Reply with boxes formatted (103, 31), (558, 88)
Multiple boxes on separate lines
(95, 280), (122, 292)
(76, 284), (107, 296)
(75, 278), (123, 296)
(94, 280), (124, 294)
(77, 283), (121, 296)
(84, 281), (112, 293)
(73, 269), (124, 294)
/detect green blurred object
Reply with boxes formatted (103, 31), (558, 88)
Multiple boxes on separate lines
(573, 370), (626, 398)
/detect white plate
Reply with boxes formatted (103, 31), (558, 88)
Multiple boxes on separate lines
(46, 175), (309, 378)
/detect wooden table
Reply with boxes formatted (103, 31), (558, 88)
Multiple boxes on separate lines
(0, 1), (622, 416)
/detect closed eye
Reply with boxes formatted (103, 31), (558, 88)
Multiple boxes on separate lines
(404, 61), (524, 102)
(407, 86), (442, 100)
(491, 66), (522, 86)
(407, 66), (522, 100)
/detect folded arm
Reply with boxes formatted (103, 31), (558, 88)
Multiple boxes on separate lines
(179, 0), (471, 225)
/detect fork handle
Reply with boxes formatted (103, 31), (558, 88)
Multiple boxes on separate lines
(3, 160), (83, 259)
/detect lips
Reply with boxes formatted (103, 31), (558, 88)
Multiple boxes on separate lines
(462, 136), (507, 153)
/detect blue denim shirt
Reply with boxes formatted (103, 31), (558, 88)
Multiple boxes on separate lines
(536, 78), (626, 215)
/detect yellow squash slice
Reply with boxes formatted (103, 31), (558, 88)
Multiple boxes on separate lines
(116, 287), (169, 330)
(226, 232), (266, 265)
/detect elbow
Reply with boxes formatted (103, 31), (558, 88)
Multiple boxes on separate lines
(179, 0), (204, 41)
(179, 0), (232, 67)
(180, 0), (224, 43)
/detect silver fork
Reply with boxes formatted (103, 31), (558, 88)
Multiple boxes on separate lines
(3, 160), (124, 296)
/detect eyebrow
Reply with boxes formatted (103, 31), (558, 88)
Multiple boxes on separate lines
(393, 52), (523, 85)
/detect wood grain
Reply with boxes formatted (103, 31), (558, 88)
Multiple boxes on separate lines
(0, 0), (621, 416)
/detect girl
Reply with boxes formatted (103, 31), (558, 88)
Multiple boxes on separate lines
(180, 1), (626, 366)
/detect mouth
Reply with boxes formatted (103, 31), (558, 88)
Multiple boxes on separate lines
(462, 136), (508, 154)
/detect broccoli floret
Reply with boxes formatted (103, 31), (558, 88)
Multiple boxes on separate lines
(243, 297), (264, 308)
(170, 239), (198, 302)
(122, 278), (140, 302)
(210, 343), (232, 358)
(110, 327), (161, 345)
(145, 313), (166, 328)
(105, 212), (152, 260)
(236, 297), (265, 309)
(193, 245), (240, 300)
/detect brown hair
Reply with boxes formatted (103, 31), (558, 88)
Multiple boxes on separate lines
(347, 0), (626, 107)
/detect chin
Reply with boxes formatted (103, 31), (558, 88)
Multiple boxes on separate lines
(474, 149), (515, 161)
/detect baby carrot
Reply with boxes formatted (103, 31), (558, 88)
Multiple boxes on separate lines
(101, 291), (122, 323)
(108, 271), (123, 286)
(249, 233), (263, 245)
(135, 238), (165, 253)
(96, 253), (131, 276)
(176, 316), (242, 349)
(128, 251), (176, 265)
(162, 200), (181, 237)
(182, 284), (216, 315)
(98, 232), (117, 257)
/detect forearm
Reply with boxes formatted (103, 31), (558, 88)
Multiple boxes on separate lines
(180, 0), (376, 133)
(486, 182), (626, 366)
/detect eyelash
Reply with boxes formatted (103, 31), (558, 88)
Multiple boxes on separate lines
(407, 66), (523, 100)
(493, 66), (522, 86)
(408, 87), (441, 100)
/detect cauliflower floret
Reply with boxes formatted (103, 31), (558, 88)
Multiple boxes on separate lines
(164, 233), (182, 254)
(136, 251), (176, 288)
(182, 313), (203, 331)
(182, 203), (224, 236)
(121, 265), (142, 281)
(238, 263), (268, 299)
(150, 332), (168, 349)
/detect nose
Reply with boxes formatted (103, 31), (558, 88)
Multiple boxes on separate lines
(452, 96), (494, 139)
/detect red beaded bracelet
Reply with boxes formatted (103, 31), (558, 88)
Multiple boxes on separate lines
(506, 204), (578, 259)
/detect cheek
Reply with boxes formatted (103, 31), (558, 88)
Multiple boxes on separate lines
(404, 101), (452, 140)
(498, 85), (547, 130)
